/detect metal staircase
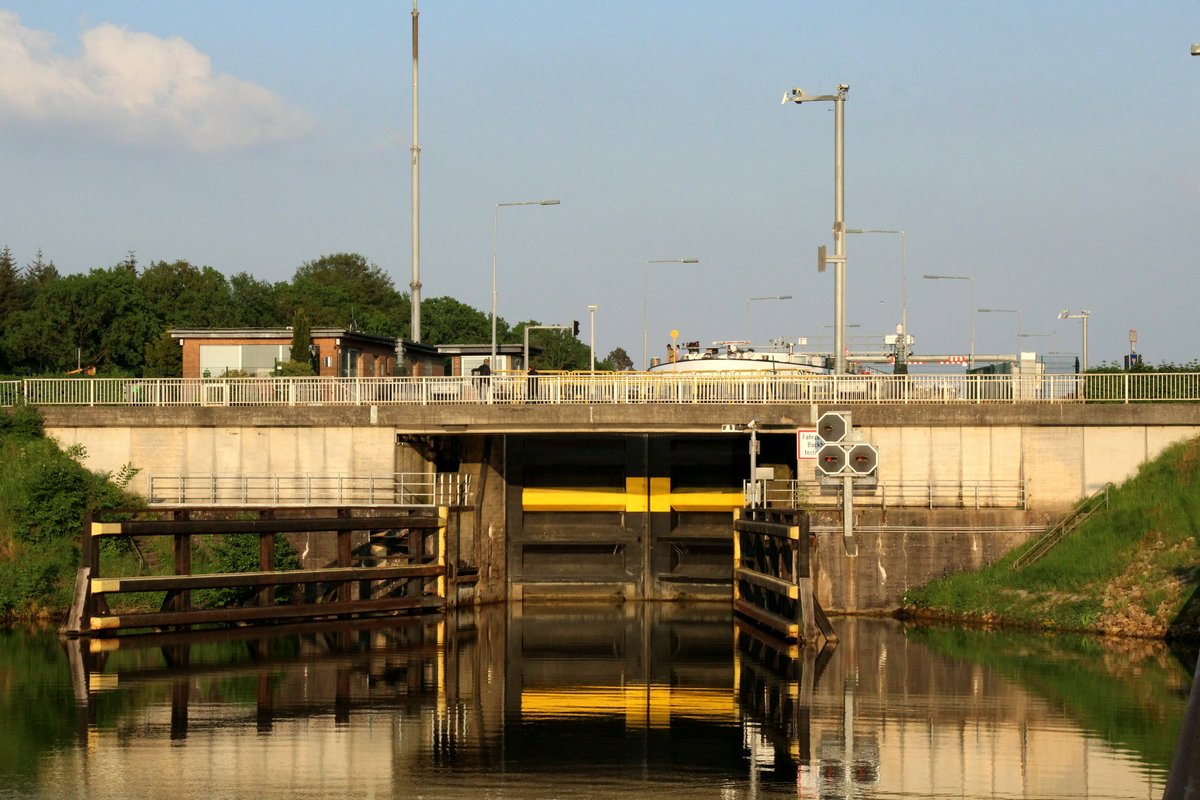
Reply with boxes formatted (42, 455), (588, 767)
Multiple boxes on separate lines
(1012, 483), (1113, 570)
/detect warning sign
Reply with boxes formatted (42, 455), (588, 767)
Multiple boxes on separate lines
(797, 429), (824, 460)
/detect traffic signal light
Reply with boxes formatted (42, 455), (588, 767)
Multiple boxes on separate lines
(572, 320), (580, 337)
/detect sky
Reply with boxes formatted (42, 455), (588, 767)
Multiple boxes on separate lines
(0, 1), (1197, 369)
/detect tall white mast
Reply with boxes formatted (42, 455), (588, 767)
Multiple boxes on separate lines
(409, 1), (422, 342)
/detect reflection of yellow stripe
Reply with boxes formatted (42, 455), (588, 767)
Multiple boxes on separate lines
(521, 684), (737, 727)
(88, 674), (119, 692)
(523, 487), (627, 511)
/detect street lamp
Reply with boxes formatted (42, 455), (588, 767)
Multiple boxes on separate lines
(848, 228), (907, 371)
(492, 199), (560, 363)
(923, 274), (975, 369)
(587, 304), (598, 372)
(978, 308), (1022, 352)
(643, 258), (699, 370)
(745, 295), (792, 343)
(1058, 310), (1091, 371)
(784, 84), (849, 373)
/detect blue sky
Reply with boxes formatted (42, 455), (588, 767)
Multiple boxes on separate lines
(0, 2), (1197, 367)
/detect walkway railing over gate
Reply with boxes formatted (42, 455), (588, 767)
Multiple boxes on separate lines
(5, 371), (1200, 408)
(148, 472), (473, 508)
(749, 478), (1029, 510)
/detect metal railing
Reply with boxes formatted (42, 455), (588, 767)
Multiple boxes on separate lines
(749, 478), (1029, 510)
(5, 372), (1200, 408)
(1012, 482), (1111, 569)
(147, 472), (472, 508)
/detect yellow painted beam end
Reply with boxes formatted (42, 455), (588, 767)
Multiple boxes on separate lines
(524, 487), (627, 512)
(89, 616), (120, 630)
(90, 522), (124, 537)
(669, 491), (744, 512)
(91, 579), (121, 593)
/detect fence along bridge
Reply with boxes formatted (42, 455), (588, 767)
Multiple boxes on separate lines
(5, 371), (1200, 408)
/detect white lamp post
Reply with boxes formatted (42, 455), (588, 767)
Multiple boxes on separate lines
(492, 199), (560, 363)
(784, 84), (849, 372)
(848, 228), (907, 370)
(643, 258), (699, 370)
(978, 308), (1022, 352)
(587, 304), (598, 372)
(745, 295), (792, 343)
(924, 274), (976, 369)
(1058, 310), (1091, 371)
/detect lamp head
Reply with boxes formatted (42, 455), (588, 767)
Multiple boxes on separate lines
(782, 88), (808, 105)
(1058, 310), (1069, 319)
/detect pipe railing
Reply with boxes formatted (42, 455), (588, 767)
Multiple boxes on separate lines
(749, 478), (1029, 510)
(147, 472), (473, 508)
(4, 372), (1200, 408)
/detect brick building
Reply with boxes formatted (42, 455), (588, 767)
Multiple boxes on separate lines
(170, 328), (397, 378)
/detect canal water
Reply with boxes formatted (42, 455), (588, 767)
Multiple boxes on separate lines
(0, 605), (1192, 799)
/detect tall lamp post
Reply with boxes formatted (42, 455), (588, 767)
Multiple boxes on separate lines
(745, 295), (792, 343)
(492, 199), (560, 363)
(1058, 310), (1090, 371)
(978, 308), (1022, 353)
(923, 274), (975, 369)
(848, 228), (907, 371)
(784, 84), (849, 372)
(643, 258), (699, 370)
(587, 304), (598, 372)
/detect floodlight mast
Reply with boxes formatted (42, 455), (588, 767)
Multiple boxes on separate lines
(784, 84), (849, 373)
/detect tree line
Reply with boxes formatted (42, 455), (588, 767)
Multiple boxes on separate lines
(0, 248), (632, 376)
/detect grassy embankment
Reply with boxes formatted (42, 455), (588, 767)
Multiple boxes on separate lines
(903, 435), (1200, 639)
(0, 406), (297, 623)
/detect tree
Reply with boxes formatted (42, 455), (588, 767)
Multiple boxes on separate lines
(287, 253), (408, 338)
(143, 331), (182, 377)
(290, 309), (312, 364)
(420, 296), (493, 345)
(140, 260), (235, 328)
(514, 323), (589, 371)
(0, 247), (20, 372)
(228, 272), (286, 328)
(604, 347), (634, 371)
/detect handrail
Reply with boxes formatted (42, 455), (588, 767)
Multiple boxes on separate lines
(5, 372), (1200, 408)
(749, 478), (1029, 510)
(147, 472), (473, 508)
(1012, 482), (1112, 570)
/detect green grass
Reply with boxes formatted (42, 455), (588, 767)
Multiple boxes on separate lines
(904, 436), (1200, 637)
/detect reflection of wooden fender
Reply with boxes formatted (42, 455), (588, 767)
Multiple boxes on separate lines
(65, 366), (96, 376)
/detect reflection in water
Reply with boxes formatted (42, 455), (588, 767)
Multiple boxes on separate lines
(0, 606), (1189, 799)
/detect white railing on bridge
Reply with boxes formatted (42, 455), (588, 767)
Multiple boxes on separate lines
(4, 372), (1199, 408)
(747, 478), (1028, 510)
(147, 472), (472, 508)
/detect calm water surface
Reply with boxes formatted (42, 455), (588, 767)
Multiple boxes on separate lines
(0, 605), (1192, 799)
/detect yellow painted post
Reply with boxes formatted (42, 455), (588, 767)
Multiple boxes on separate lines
(437, 507), (448, 601)
(732, 509), (742, 604)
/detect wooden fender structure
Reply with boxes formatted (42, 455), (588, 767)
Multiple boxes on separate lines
(733, 507), (835, 645)
(63, 506), (447, 636)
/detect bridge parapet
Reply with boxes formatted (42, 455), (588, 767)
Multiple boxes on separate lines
(7, 372), (1200, 409)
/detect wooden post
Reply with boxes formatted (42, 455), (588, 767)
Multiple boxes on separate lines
(337, 508), (352, 603)
(258, 509), (274, 607)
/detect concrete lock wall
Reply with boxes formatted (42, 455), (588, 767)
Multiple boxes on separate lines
(42, 420), (1200, 510)
(35, 405), (1200, 612)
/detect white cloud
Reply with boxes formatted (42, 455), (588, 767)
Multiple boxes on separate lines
(0, 11), (312, 152)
